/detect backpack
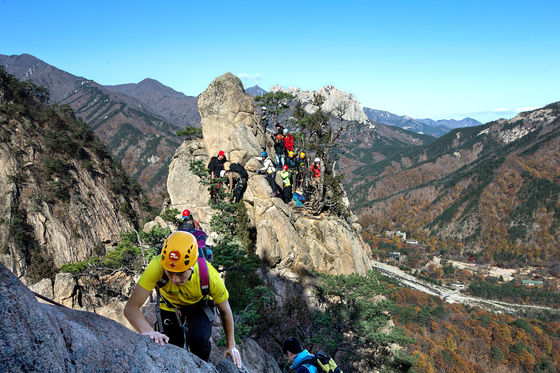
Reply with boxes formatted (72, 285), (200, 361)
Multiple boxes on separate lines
(229, 162), (248, 179)
(177, 228), (212, 261)
(297, 351), (342, 373)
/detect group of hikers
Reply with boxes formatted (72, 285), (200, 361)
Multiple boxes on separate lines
(122, 105), (338, 371)
(204, 106), (323, 207)
(124, 209), (337, 371)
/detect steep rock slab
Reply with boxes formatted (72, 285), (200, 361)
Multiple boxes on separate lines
(198, 72), (266, 163)
(1, 263), (280, 373)
(0, 263), (217, 373)
(244, 175), (371, 276)
(0, 112), (141, 281)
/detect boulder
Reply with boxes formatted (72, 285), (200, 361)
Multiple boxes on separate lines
(198, 72), (266, 164)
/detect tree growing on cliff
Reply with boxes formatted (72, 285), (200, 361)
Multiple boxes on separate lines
(254, 91), (295, 127)
(291, 94), (355, 216)
(188, 159), (259, 273)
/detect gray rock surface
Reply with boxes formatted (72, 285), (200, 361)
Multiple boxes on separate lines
(1, 262), (280, 373)
(0, 111), (141, 282)
(0, 262), (216, 373)
(198, 72), (266, 164)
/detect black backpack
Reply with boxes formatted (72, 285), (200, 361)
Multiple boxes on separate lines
(229, 162), (248, 179)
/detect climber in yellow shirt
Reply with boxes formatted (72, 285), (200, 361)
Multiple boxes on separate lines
(124, 231), (242, 368)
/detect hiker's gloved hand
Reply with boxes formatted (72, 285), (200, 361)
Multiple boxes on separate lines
(256, 169), (261, 175)
(224, 346), (243, 369)
(141, 330), (169, 346)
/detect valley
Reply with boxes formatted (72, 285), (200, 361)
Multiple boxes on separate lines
(372, 260), (556, 315)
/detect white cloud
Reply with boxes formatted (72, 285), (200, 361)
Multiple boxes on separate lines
(515, 106), (540, 113)
(237, 73), (262, 82)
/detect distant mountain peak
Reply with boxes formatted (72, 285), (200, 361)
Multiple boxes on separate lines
(244, 85), (267, 97)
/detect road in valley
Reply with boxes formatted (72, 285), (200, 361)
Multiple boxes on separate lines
(372, 260), (556, 314)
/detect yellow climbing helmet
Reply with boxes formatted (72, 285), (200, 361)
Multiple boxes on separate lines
(300, 152), (305, 158)
(160, 231), (199, 272)
(288, 151), (294, 157)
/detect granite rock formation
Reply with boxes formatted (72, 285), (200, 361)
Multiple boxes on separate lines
(270, 84), (372, 126)
(198, 72), (266, 164)
(0, 108), (142, 283)
(165, 74), (372, 278)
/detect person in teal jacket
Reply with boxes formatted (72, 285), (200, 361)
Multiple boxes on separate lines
(282, 337), (318, 373)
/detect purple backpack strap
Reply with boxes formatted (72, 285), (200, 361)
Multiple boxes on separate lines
(198, 256), (210, 296)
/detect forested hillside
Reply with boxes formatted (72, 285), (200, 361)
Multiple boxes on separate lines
(388, 283), (560, 373)
(1, 54), (182, 206)
(0, 66), (150, 281)
(349, 102), (560, 268)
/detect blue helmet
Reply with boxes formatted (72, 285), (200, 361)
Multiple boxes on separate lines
(261, 151), (267, 157)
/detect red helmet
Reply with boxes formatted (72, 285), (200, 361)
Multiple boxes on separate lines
(276, 134), (282, 140)
(283, 165), (288, 170)
(182, 209), (191, 219)
(218, 150), (225, 156)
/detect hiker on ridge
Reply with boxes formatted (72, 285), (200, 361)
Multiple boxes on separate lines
(279, 165), (293, 205)
(286, 150), (298, 188)
(225, 162), (249, 203)
(274, 134), (286, 170)
(208, 150), (226, 179)
(296, 152), (311, 193)
(178, 209), (201, 231)
(261, 106), (268, 129)
(255, 151), (278, 198)
(124, 231), (242, 368)
(283, 128), (294, 156)
(275, 122), (285, 137)
(310, 158), (321, 188)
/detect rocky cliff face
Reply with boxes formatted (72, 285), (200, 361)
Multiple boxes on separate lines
(0, 69), (146, 284)
(0, 263), (280, 373)
(270, 84), (372, 126)
(164, 73), (371, 280)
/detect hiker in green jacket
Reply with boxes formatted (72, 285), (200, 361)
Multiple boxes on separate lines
(279, 165), (293, 205)
(124, 231), (242, 368)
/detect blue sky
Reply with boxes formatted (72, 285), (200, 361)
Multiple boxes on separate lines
(2, 0), (559, 123)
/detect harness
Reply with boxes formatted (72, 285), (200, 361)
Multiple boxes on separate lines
(153, 253), (214, 348)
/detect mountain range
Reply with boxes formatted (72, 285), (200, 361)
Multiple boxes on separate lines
(347, 102), (560, 268)
(0, 53), (493, 208)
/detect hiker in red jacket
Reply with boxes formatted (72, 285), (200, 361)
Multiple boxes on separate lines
(310, 158), (321, 189)
(310, 158), (321, 179)
(283, 128), (294, 154)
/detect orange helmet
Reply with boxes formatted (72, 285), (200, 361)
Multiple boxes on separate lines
(276, 134), (282, 140)
(160, 231), (199, 272)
